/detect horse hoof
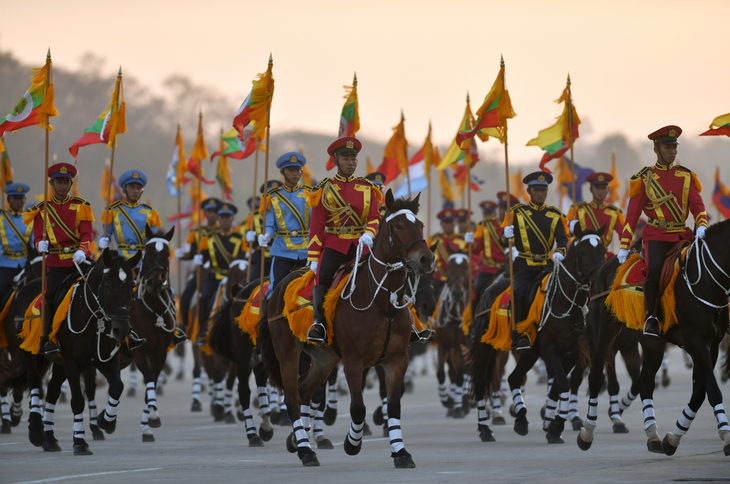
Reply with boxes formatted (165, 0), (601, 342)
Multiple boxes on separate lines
(577, 433), (593, 451)
(509, 403), (517, 418)
(97, 410), (117, 435)
(373, 406), (384, 426)
(191, 400), (202, 412)
(446, 407), (454, 418)
(224, 412), (236, 424)
(279, 413), (292, 427)
(612, 422), (629, 434)
(392, 449), (416, 468)
(142, 433), (155, 443)
(480, 429), (496, 442)
(443, 396), (454, 409)
(73, 442), (93, 455)
(127, 387), (136, 398)
(513, 409), (529, 436)
(237, 409), (246, 422)
(248, 435), (264, 447)
(647, 439), (663, 454)
(492, 414), (506, 425)
(90, 425), (105, 441)
(269, 409), (281, 425)
(316, 438), (334, 449)
(451, 407), (465, 419)
(1, 419), (11, 434)
(362, 422), (372, 436)
(323, 406), (338, 426)
(212, 404), (225, 422)
(540, 405), (546, 420)
(286, 432), (298, 454)
(724, 441), (730, 457)
(259, 426), (274, 442)
(571, 417), (583, 431)
(662, 434), (677, 456)
(148, 416), (162, 428)
(344, 436), (362, 455)
(28, 413), (45, 447)
(546, 432), (564, 444)
(43, 433), (61, 452)
(299, 448), (320, 467)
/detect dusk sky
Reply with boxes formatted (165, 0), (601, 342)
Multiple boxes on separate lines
(1, 0), (728, 163)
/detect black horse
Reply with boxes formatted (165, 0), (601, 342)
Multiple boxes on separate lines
(578, 220), (730, 456)
(0, 249), (141, 455)
(469, 225), (607, 444)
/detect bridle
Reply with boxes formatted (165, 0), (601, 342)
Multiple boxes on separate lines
(135, 237), (176, 332)
(682, 237), (730, 310)
(434, 253), (469, 328)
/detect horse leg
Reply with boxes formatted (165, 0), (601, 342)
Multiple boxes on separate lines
(253, 359), (274, 442)
(449, 334), (466, 419)
(568, 362), (586, 430)
(383, 353), (416, 469)
(22, 352), (45, 447)
(603, 346), (626, 434)
(190, 346), (203, 411)
(490, 351), (508, 426)
(0, 386), (10, 433)
(133, 354), (160, 442)
(508, 350), (539, 437)
(127, 361), (137, 397)
(81, 368), (104, 441)
(373, 365), (388, 436)
(310, 381), (334, 449)
(210, 358), (226, 421)
(435, 340), (451, 408)
(618, 338), (641, 415)
(64, 360), (93, 455)
(471, 342), (497, 442)
(323, 367), (339, 426)
(342, 360), (367, 458)
(636, 337), (665, 453)
(662, 363), (706, 455)
(223, 363), (237, 423)
(237, 345), (264, 446)
(41, 364), (65, 451)
(10, 386), (23, 427)
(544, 348), (576, 444)
(96, 358), (123, 438)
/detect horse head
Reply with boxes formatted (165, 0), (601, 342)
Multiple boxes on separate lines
(445, 249), (470, 301)
(140, 225), (174, 295)
(569, 224), (607, 283)
(411, 270), (437, 321)
(380, 190), (435, 275)
(97, 248), (142, 342)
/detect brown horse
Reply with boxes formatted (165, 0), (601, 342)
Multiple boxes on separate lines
(258, 191), (434, 468)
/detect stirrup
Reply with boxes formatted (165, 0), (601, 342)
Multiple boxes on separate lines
(41, 340), (60, 356)
(306, 322), (326, 345)
(643, 316), (661, 338)
(126, 331), (147, 351)
(411, 327), (434, 343)
(172, 328), (188, 347)
(512, 332), (532, 353)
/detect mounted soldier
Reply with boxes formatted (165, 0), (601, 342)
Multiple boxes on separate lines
(0, 183), (33, 299)
(567, 172), (625, 256)
(306, 137), (382, 345)
(247, 182), (281, 282)
(617, 125), (708, 337)
(501, 171), (568, 351)
(427, 207), (467, 299)
(364, 171), (387, 217)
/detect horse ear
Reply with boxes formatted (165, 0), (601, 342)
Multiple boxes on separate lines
(574, 222), (583, 239)
(229, 283), (243, 300)
(127, 250), (143, 268)
(429, 240), (439, 253)
(412, 192), (421, 214)
(385, 189), (395, 211)
(597, 223), (607, 237)
(145, 225), (154, 241)
(102, 247), (113, 267)
(165, 226), (175, 241)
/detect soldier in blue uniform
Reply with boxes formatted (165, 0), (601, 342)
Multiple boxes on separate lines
(246, 181), (282, 281)
(0, 183), (33, 299)
(99, 170), (162, 256)
(258, 152), (311, 294)
(365, 172), (387, 217)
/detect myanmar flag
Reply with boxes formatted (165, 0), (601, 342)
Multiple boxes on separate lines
(526, 81), (580, 173)
(456, 64), (515, 146)
(232, 60), (274, 145)
(1, 141), (12, 188)
(700, 113), (730, 137)
(437, 96), (480, 170)
(0, 62), (58, 137)
(211, 127), (257, 161)
(713, 167), (730, 219)
(326, 76), (360, 170)
(69, 74), (126, 160)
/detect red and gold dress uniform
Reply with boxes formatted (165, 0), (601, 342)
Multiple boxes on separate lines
(427, 208), (467, 297)
(472, 215), (505, 297)
(567, 201), (625, 256)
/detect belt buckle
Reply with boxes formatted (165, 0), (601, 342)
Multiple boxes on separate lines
(130, 244), (138, 250)
(291, 230), (298, 237)
(63, 247), (71, 254)
(658, 220), (668, 230)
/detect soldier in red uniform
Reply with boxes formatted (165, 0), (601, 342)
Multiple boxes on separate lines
(468, 197), (513, 301)
(427, 207), (467, 298)
(567, 172), (626, 256)
(25, 163), (94, 356)
(306, 137), (382, 344)
(618, 125), (708, 336)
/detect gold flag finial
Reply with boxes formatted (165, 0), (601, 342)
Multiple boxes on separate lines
(567, 73), (571, 84)
(199, 107), (203, 117)
(353, 71), (357, 83)
(118, 65), (122, 76)
(500, 54), (504, 66)
(177, 121), (181, 128)
(466, 91), (470, 102)
(46, 48), (51, 60)
(401, 109), (404, 120)
(268, 52), (273, 65)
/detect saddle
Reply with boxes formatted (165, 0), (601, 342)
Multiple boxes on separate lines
(658, 240), (691, 297)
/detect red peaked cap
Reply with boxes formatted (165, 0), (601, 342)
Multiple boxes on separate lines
(586, 172), (613, 185)
(496, 191), (520, 206)
(48, 163), (77, 179)
(327, 137), (362, 156)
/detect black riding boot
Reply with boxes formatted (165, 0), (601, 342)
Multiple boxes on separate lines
(40, 308), (59, 356)
(642, 281), (661, 337)
(512, 330), (531, 353)
(171, 327), (188, 347)
(307, 285), (327, 345)
(259, 297), (270, 322)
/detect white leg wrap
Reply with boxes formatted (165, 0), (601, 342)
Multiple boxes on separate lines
(313, 406), (324, 439)
(586, 397), (599, 426)
(105, 396), (119, 420)
(43, 403), (55, 432)
(1, 396), (9, 420)
(501, 375), (508, 393)
(450, 383), (457, 403)
(242, 408), (256, 436)
(544, 397), (557, 424)
(568, 393), (579, 420)
(619, 390), (637, 411)
(156, 373), (165, 389)
(608, 394), (620, 420)
(257, 386), (269, 415)
(382, 398), (388, 420)
(88, 400), (98, 426)
(674, 405), (696, 436)
(347, 420), (364, 446)
(293, 418), (311, 448)
(269, 387), (280, 412)
(558, 392), (569, 420)
(453, 384), (463, 410)
(146, 382), (157, 411)
(73, 413), (85, 440)
(30, 388), (42, 415)
(224, 389), (233, 414)
(438, 382), (449, 403)
(11, 399), (22, 417)
(327, 384), (338, 410)
(715, 403), (730, 432)
(388, 418), (404, 453)
(512, 388), (526, 414)
(60, 381), (67, 395)
(477, 399), (490, 427)
(491, 392), (502, 414)
(546, 377), (554, 394)
(642, 399), (656, 430)
(215, 382), (224, 404)
(192, 378), (201, 401)
(141, 404), (150, 433)
(129, 367), (137, 389)
(300, 404), (311, 432)
(661, 352), (668, 370)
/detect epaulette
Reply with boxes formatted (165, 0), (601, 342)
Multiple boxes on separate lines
(71, 197), (91, 206)
(547, 205), (566, 217)
(509, 203), (524, 211)
(312, 178), (331, 192)
(674, 165), (693, 173)
(575, 201), (588, 207)
(607, 204), (623, 213)
(267, 186), (282, 195)
(31, 201), (44, 210)
(303, 184), (313, 191)
(356, 177), (384, 203)
(140, 203), (154, 210)
(110, 200), (123, 209)
(631, 166), (651, 180)
(357, 177), (379, 190)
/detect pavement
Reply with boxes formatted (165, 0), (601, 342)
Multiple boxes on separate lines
(1, 345), (729, 484)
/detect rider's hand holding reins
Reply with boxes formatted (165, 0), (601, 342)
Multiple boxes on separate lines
(503, 225), (514, 239)
(309, 261), (318, 274)
(696, 226), (707, 239)
(359, 233), (374, 248)
(552, 252), (564, 262)
(99, 237), (110, 249)
(73, 250), (86, 264)
(38, 240), (49, 253)
(617, 248), (629, 264)
(464, 232), (475, 244)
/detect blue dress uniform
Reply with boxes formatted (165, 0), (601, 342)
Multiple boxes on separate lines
(101, 170), (162, 258)
(0, 183), (33, 299)
(248, 181), (281, 280)
(365, 172), (387, 218)
(263, 153), (311, 292)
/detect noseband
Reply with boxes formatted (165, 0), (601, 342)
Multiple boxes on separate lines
(385, 209), (426, 267)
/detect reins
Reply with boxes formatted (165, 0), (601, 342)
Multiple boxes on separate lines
(682, 237), (730, 310)
(135, 238), (176, 332)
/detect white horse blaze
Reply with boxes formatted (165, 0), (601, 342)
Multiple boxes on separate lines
(118, 269), (127, 281)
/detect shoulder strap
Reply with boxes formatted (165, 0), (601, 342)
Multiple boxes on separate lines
(45, 204), (81, 244)
(1, 211), (28, 242)
(115, 206), (146, 244)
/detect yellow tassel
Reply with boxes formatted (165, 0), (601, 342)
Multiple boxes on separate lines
(323, 275), (350, 345)
(23, 207), (41, 227)
(236, 283), (264, 345)
(50, 286), (75, 342)
(19, 296), (43, 354)
(373, 187), (383, 204)
(482, 288), (512, 351)
(259, 196), (271, 214)
(629, 177), (643, 198)
(78, 204), (95, 223)
(283, 271), (316, 343)
(461, 303), (471, 336)
(411, 306), (424, 332)
(117, 101), (127, 135)
(690, 172), (702, 193)
(307, 188), (323, 208)
(148, 209), (162, 228)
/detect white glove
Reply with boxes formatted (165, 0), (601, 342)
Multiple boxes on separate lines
(258, 233), (271, 247)
(464, 232), (475, 244)
(309, 261), (318, 274)
(73, 250), (86, 264)
(38, 240), (49, 253)
(617, 248), (629, 264)
(229, 259), (248, 271)
(175, 248), (186, 259)
(696, 226), (707, 239)
(569, 220), (579, 234)
(99, 237), (110, 249)
(359, 233), (374, 247)
(246, 230), (256, 243)
(193, 254), (203, 266)
(552, 252), (564, 262)
(503, 225), (514, 239)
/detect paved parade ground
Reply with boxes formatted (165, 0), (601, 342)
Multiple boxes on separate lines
(1, 346), (728, 484)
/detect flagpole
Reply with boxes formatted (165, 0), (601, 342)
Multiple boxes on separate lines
(176, 123), (182, 297)
(247, 138), (259, 283)
(402, 110), (411, 197)
(219, 127), (225, 199)
(195, 108), (203, 333)
(566, 74), (577, 219)
(102, 66), (123, 240)
(1, 135), (5, 211)
(40, 48), (52, 346)
(466, 143), (473, 326)
(259, 54), (274, 307)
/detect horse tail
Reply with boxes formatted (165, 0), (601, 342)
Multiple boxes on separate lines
(0, 351), (51, 394)
(209, 297), (236, 362)
(722, 332), (730, 382)
(257, 314), (283, 391)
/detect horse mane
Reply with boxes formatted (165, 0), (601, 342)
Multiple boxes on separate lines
(703, 218), (730, 241)
(387, 196), (420, 216)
